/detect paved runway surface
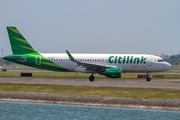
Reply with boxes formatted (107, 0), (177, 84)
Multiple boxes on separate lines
(0, 78), (180, 89)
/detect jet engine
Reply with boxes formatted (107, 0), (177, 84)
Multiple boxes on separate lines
(105, 68), (122, 78)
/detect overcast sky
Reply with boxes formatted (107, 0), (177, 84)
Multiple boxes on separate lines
(0, 0), (180, 56)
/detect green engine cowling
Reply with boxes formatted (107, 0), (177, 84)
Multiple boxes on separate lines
(106, 68), (122, 78)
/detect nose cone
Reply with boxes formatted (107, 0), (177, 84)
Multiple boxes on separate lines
(166, 63), (172, 70)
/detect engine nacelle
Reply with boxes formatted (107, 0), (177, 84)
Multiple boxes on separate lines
(105, 68), (122, 78)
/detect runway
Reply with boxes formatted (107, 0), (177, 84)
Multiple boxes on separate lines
(0, 78), (180, 89)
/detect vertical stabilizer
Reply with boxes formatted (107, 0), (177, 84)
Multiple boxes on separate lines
(7, 26), (37, 54)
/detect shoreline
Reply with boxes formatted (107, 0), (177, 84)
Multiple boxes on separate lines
(0, 92), (180, 111)
(1, 98), (180, 111)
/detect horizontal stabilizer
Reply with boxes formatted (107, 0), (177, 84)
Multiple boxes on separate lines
(5, 55), (27, 62)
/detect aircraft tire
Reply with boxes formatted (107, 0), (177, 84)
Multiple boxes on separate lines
(147, 78), (151, 81)
(89, 76), (95, 82)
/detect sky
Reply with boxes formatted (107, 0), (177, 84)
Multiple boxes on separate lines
(0, 0), (180, 56)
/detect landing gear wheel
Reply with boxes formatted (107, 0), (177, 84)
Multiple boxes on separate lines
(147, 78), (151, 81)
(146, 72), (151, 81)
(89, 76), (95, 82)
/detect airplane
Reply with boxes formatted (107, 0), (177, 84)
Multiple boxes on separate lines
(3, 26), (172, 82)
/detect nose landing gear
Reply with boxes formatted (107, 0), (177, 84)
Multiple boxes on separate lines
(147, 78), (151, 81)
(147, 73), (151, 81)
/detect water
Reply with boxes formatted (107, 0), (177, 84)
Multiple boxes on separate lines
(0, 101), (180, 120)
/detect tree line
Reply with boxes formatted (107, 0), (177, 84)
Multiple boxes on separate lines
(165, 54), (180, 65)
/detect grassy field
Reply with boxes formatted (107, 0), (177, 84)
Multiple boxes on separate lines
(1, 70), (180, 100)
(0, 83), (180, 99)
(1, 64), (180, 80)
(172, 65), (180, 69)
(1, 65), (37, 70)
(165, 69), (180, 73)
(0, 71), (180, 80)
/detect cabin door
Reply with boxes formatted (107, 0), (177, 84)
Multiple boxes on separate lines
(147, 56), (152, 66)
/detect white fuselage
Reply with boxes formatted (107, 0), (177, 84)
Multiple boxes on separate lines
(41, 53), (172, 73)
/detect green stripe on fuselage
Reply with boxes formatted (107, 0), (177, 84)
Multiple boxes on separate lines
(3, 53), (70, 72)
(5, 26), (70, 72)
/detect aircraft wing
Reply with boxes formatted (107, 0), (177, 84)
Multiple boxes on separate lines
(66, 50), (116, 73)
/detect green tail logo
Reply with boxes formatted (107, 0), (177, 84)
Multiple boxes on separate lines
(4, 26), (70, 72)
(7, 26), (38, 54)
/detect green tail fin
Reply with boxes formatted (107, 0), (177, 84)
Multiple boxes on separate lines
(7, 26), (37, 54)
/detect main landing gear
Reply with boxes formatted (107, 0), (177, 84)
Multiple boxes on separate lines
(89, 75), (95, 82)
(147, 73), (151, 81)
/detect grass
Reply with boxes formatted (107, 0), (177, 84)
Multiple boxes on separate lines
(0, 71), (140, 80)
(1, 65), (38, 70)
(1, 66), (180, 100)
(0, 71), (180, 80)
(172, 65), (180, 69)
(165, 69), (180, 73)
(0, 83), (180, 99)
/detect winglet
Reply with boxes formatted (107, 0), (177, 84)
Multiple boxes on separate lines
(66, 50), (76, 61)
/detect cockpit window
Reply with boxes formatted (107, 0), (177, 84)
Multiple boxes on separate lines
(158, 59), (165, 62)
